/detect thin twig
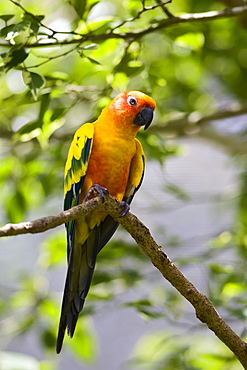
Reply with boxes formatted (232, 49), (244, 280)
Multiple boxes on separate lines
(110, 0), (172, 33)
(26, 44), (82, 69)
(1, 5), (247, 48)
(9, 0), (81, 37)
(155, 0), (175, 18)
(0, 196), (103, 237)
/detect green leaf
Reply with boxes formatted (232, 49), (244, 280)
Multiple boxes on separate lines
(50, 107), (67, 121)
(175, 32), (205, 51)
(39, 361), (54, 370)
(13, 21), (30, 33)
(164, 183), (190, 200)
(0, 24), (15, 38)
(86, 56), (101, 65)
(114, 52), (144, 77)
(22, 70), (46, 100)
(4, 46), (28, 71)
(123, 299), (152, 308)
(0, 14), (15, 22)
(22, 13), (45, 36)
(78, 17), (112, 34)
(70, 0), (87, 19)
(22, 13), (45, 23)
(40, 231), (66, 268)
(0, 157), (14, 182)
(6, 190), (27, 223)
(69, 317), (98, 362)
(39, 298), (59, 319)
(38, 93), (50, 120)
(17, 121), (43, 136)
(41, 329), (56, 349)
(13, 120), (43, 143)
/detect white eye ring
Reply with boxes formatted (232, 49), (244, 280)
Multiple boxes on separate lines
(127, 96), (137, 106)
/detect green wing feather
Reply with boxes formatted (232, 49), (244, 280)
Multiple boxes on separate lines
(56, 123), (94, 353)
(63, 123), (94, 258)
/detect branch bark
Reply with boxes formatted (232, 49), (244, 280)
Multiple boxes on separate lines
(0, 194), (247, 367)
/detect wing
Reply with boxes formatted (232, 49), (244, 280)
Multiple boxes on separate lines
(124, 138), (145, 204)
(63, 123), (94, 259)
(56, 123), (94, 354)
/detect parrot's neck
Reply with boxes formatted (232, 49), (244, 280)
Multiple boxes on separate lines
(96, 106), (140, 140)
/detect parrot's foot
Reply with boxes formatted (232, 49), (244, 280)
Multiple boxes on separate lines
(119, 201), (130, 217)
(84, 184), (109, 202)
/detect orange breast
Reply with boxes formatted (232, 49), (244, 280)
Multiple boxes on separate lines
(81, 130), (136, 201)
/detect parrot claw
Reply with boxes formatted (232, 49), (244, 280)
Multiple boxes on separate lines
(84, 184), (109, 202)
(119, 201), (130, 217)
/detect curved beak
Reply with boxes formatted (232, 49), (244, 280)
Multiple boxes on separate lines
(134, 106), (154, 130)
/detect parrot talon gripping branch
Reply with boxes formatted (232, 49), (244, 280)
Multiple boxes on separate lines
(118, 201), (130, 218)
(84, 183), (109, 203)
(56, 91), (156, 354)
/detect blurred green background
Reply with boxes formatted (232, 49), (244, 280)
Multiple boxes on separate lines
(0, 0), (247, 369)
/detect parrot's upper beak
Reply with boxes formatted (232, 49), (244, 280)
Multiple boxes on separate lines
(134, 106), (154, 130)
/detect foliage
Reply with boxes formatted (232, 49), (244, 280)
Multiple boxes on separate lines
(0, 0), (247, 369)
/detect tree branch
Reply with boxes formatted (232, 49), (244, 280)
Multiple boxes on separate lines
(1, 5), (247, 48)
(0, 196), (103, 236)
(0, 194), (247, 367)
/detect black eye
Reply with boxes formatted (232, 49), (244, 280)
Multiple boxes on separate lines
(127, 96), (137, 106)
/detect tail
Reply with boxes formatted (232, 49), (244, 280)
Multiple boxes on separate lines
(56, 227), (100, 354)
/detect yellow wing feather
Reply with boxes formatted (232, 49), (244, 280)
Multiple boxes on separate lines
(64, 123), (94, 196)
(125, 138), (145, 200)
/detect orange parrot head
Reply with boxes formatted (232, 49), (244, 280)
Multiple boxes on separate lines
(99, 90), (156, 134)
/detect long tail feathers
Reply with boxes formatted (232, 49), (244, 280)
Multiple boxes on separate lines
(56, 227), (100, 354)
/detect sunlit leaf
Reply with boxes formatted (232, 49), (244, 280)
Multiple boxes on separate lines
(40, 231), (66, 268)
(175, 32), (205, 51)
(39, 298), (59, 319)
(222, 283), (246, 298)
(4, 46), (28, 71)
(68, 317), (98, 362)
(70, 0), (87, 19)
(22, 70), (46, 100)
(114, 52), (144, 77)
(0, 25), (16, 38)
(39, 361), (54, 370)
(50, 107), (67, 121)
(22, 13), (45, 37)
(164, 183), (190, 200)
(5, 190), (27, 223)
(0, 14), (15, 22)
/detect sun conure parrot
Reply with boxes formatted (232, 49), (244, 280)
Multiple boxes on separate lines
(56, 90), (156, 353)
